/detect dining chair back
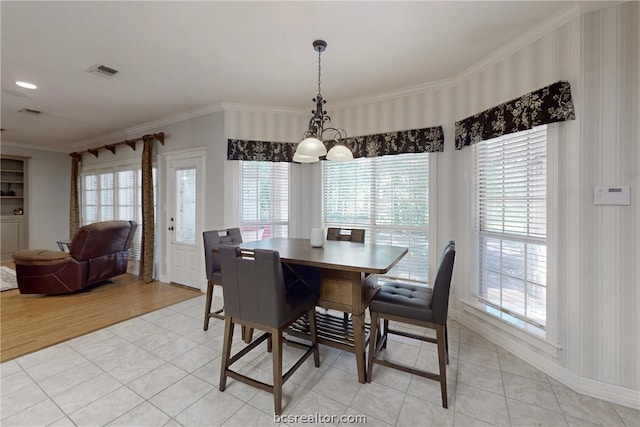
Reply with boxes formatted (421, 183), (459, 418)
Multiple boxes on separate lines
(218, 246), (320, 415)
(326, 227), (365, 243)
(326, 227), (367, 322)
(366, 241), (456, 408)
(202, 228), (242, 330)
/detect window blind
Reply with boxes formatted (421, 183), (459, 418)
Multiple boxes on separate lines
(474, 125), (547, 328)
(239, 161), (289, 241)
(81, 166), (156, 261)
(323, 153), (429, 283)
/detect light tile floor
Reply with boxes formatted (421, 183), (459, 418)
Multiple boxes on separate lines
(1, 295), (638, 427)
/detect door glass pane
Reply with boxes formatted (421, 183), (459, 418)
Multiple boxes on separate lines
(175, 168), (196, 244)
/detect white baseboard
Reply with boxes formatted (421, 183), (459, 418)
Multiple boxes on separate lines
(450, 307), (640, 410)
(577, 376), (640, 411)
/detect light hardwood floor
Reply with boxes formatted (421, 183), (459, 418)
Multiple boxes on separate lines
(0, 269), (201, 362)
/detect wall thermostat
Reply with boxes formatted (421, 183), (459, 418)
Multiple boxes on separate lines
(594, 185), (630, 205)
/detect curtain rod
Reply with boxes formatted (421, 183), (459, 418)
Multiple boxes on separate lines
(70, 132), (165, 158)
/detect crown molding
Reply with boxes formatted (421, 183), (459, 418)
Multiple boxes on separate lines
(1, 140), (69, 153)
(579, 0), (626, 15)
(70, 102), (226, 150)
(70, 102), (308, 151)
(455, 3), (581, 83)
(68, 1), (622, 151)
(331, 77), (456, 110)
(454, 1), (622, 85)
(325, 1), (614, 110)
(220, 102), (307, 116)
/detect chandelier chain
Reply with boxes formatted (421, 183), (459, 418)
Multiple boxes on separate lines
(317, 48), (322, 96)
(294, 39), (352, 162)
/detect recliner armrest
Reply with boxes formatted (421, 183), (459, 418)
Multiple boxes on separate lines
(13, 249), (71, 266)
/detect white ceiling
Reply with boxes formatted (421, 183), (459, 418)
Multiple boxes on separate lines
(1, 1), (587, 151)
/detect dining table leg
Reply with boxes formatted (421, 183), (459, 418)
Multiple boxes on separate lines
(352, 312), (367, 383)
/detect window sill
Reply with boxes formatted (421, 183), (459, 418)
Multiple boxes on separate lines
(460, 298), (561, 358)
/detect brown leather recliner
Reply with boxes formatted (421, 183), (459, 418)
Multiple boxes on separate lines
(13, 220), (137, 294)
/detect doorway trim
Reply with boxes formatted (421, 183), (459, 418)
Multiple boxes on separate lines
(159, 147), (206, 291)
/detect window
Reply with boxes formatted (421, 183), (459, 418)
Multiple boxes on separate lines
(239, 161), (289, 241)
(323, 153), (429, 283)
(81, 166), (156, 260)
(474, 126), (547, 329)
(174, 168), (197, 245)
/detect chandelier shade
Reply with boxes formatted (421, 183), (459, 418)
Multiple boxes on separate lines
(292, 152), (320, 163)
(326, 143), (354, 161)
(296, 135), (327, 157)
(294, 39), (352, 163)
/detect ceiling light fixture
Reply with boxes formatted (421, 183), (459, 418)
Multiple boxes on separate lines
(16, 81), (37, 90)
(294, 40), (353, 163)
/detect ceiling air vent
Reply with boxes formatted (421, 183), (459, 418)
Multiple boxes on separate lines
(86, 63), (119, 78)
(19, 108), (42, 114)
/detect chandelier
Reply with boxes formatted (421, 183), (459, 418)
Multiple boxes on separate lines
(293, 40), (353, 163)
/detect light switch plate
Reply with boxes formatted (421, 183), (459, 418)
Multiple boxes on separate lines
(594, 185), (630, 205)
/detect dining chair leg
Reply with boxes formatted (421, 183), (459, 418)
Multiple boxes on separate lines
(366, 311), (379, 383)
(381, 319), (389, 349)
(203, 281), (214, 330)
(308, 307), (320, 367)
(444, 323), (450, 364)
(272, 328), (284, 415)
(219, 318), (234, 391)
(436, 324), (448, 408)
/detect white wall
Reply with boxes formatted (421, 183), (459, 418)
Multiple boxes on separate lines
(330, 86), (458, 286)
(218, 1), (637, 406)
(9, 0), (636, 408)
(222, 105), (322, 238)
(453, 2), (639, 406)
(153, 110), (226, 284)
(156, 110), (227, 231)
(575, 4), (638, 393)
(70, 110), (227, 288)
(1, 144), (70, 249)
(340, 1), (637, 406)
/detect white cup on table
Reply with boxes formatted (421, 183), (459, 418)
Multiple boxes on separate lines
(310, 228), (325, 248)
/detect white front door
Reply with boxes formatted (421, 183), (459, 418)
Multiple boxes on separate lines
(166, 156), (203, 288)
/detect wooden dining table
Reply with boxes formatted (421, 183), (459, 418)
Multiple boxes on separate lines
(237, 237), (408, 383)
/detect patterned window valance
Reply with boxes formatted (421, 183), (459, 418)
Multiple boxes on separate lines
(226, 139), (295, 162)
(454, 80), (576, 150)
(227, 125), (444, 162)
(330, 126), (444, 158)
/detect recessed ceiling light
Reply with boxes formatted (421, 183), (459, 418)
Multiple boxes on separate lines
(16, 81), (37, 90)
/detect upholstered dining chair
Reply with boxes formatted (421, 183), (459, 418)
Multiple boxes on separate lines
(202, 228), (242, 330)
(366, 241), (456, 408)
(326, 227), (367, 322)
(218, 246), (320, 415)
